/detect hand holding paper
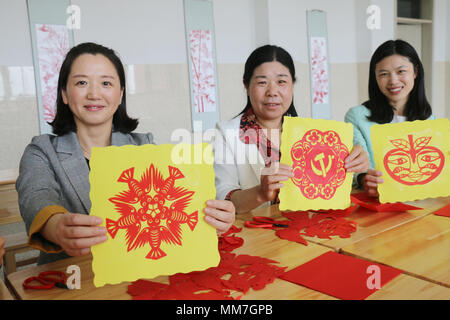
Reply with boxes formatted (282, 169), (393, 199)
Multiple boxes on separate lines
(258, 163), (294, 203)
(361, 169), (384, 197)
(345, 144), (369, 173)
(42, 212), (107, 257)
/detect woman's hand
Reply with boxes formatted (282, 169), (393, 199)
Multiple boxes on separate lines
(345, 144), (369, 173)
(258, 163), (293, 203)
(204, 199), (235, 235)
(44, 213), (108, 256)
(362, 169), (384, 197)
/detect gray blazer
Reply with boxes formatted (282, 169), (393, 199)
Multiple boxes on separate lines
(16, 131), (153, 265)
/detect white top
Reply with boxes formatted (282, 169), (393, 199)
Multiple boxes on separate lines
(213, 115), (270, 208)
(391, 115), (407, 123)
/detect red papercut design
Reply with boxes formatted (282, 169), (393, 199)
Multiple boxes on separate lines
(310, 37), (329, 104)
(127, 225), (287, 300)
(291, 129), (349, 199)
(383, 134), (445, 185)
(106, 165), (197, 259)
(275, 206), (357, 245)
(128, 251), (286, 300)
(218, 225), (244, 252)
(35, 24), (70, 122)
(189, 29), (216, 113)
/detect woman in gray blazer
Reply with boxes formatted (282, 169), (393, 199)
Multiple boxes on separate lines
(17, 42), (235, 265)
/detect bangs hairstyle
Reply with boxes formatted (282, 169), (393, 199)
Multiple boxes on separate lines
(364, 39), (432, 123)
(50, 42), (138, 135)
(237, 44), (298, 117)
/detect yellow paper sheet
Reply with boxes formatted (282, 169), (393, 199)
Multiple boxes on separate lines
(279, 117), (354, 211)
(90, 143), (219, 287)
(371, 119), (450, 203)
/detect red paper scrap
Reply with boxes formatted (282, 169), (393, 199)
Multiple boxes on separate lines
(280, 251), (403, 300)
(275, 207), (358, 245)
(221, 225), (242, 236)
(127, 251), (286, 300)
(433, 204), (450, 218)
(351, 192), (422, 212)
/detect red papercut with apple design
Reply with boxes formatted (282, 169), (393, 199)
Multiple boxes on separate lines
(371, 119), (450, 203)
(383, 134), (445, 185)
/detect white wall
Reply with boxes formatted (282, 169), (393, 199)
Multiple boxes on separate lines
(0, 1), (33, 65)
(72, 0), (187, 64)
(0, 0), (448, 171)
(447, 0), (450, 61)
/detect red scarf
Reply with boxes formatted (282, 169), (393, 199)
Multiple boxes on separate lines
(238, 108), (280, 166)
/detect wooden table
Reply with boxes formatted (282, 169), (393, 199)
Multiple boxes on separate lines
(0, 184), (22, 225)
(0, 168), (18, 186)
(5, 195), (450, 300)
(0, 278), (14, 300)
(0, 168), (20, 225)
(237, 195), (450, 252)
(342, 214), (450, 287)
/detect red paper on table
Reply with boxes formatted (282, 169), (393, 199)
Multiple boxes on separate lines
(279, 251), (403, 300)
(275, 206), (358, 246)
(218, 225), (244, 252)
(127, 251), (286, 300)
(127, 225), (286, 300)
(351, 192), (422, 212)
(433, 204), (450, 218)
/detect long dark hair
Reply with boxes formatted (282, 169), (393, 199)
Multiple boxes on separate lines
(50, 42), (138, 135)
(364, 39), (432, 123)
(237, 44), (297, 117)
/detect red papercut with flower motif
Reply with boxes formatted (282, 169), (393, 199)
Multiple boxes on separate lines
(106, 165), (197, 259)
(383, 134), (445, 185)
(291, 129), (349, 199)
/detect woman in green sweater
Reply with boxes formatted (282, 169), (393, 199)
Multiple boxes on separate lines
(345, 39), (434, 197)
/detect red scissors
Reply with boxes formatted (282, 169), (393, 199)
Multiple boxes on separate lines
(244, 216), (289, 229)
(23, 271), (68, 290)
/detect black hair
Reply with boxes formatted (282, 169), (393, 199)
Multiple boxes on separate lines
(237, 44), (298, 117)
(50, 42), (138, 135)
(364, 39), (432, 123)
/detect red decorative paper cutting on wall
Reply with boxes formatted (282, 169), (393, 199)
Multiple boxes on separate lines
(383, 134), (445, 185)
(291, 129), (349, 199)
(189, 29), (216, 113)
(35, 24), (70, 122)
(310, 37), (329, 104)
(106, 165), (197, 259)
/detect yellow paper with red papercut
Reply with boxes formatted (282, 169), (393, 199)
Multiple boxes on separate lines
(279, 117), (354, 211)
(89, 143), (219, 287)
(371, 119), (450, 203)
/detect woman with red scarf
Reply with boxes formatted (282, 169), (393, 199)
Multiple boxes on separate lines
(214, 45), (369, 213)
